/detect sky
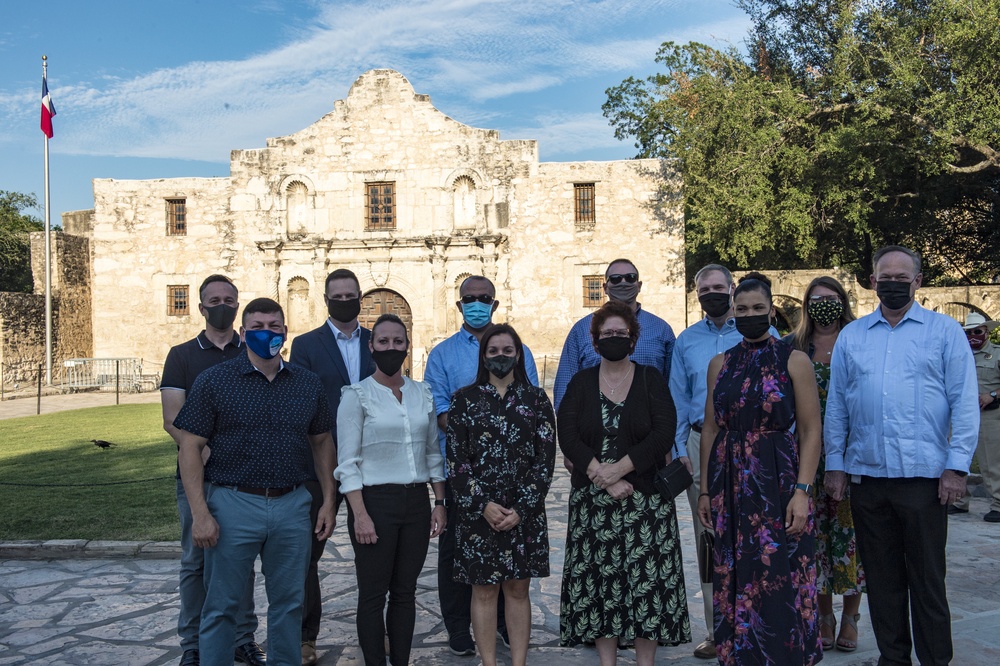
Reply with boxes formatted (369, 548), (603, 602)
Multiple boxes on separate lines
(0, 0), (751, 222)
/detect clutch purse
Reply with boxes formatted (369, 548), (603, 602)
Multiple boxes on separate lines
(698, 530), (715, 584)
(653, 458), (693, 500)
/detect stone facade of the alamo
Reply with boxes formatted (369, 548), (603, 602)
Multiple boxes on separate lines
(80, 69), (687, 376)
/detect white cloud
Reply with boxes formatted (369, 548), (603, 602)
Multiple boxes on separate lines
(0, 0), (750, 162)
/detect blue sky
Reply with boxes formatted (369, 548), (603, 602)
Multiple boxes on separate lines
(0, 0), (750, 221)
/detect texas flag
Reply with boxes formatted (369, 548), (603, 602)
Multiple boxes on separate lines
(41, 75), (56, 139)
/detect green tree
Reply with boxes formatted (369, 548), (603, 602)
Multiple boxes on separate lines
(0, 191), (44, 293)
(604, 0), (1000, 285)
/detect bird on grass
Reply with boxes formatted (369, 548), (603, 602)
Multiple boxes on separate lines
(91, 439), (116, 449)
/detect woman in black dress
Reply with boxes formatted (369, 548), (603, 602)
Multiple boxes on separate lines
(558, 301), (690, 666)
(447, 323), (556, 666)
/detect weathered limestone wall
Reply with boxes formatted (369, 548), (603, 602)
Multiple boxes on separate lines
(0, 293), (46, 383)
(86, 69), (687, 373)
(507, 160), (686, 355)
(61, 209), (95, 237)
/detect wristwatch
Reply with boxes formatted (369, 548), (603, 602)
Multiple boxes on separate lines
(434, 498), (448, 507)
(794, 482), (812, 494)
(991, 390), (998, 401)
(949, 470), (968, 477)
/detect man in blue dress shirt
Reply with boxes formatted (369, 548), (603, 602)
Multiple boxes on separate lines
(669, 264), (778, 659)
(553, 258), (675, 411)
(424, 275), (539, 656)
(824, 245), (979, 666)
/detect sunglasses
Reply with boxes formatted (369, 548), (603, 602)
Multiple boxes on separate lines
(965, 328), (987, 337)
(606, 273), (639, 285)
(460, 294), (494, 305)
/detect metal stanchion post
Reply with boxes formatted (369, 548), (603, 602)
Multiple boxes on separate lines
(116, 359), (120, 405)
(37, 364), (43, 415)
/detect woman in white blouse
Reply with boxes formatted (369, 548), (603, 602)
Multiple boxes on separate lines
(335, 313), (447, 666)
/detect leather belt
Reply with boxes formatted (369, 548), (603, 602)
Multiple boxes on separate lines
(232, 485), (297, 498)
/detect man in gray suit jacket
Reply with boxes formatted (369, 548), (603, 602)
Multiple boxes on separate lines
(290, 268), (375, 665)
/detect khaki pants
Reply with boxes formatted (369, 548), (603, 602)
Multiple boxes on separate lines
(683, 428), (714, 638)
(956, 408), (1000, 512)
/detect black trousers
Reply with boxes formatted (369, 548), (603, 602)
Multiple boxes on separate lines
(302, 480), (344, 642)
(348, 484), (431, 666)
(436, 481), (506, 639)
(851, 476), (952, 666)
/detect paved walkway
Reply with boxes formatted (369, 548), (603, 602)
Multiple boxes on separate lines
(0, 391), (162, 420)
(2, 395), (999, 664)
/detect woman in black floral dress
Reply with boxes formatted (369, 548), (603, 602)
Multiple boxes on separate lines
(558, 301), (691, 666)
(447, 323), (556, 666)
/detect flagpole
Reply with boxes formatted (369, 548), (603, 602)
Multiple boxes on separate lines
(43, 55), (53, 386)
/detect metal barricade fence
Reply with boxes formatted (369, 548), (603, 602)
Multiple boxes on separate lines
(62, 358), (160, 393)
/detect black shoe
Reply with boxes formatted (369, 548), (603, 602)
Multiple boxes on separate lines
(985, 510), (1000, 523)
(947, 505), (969, 515)
(448, 633), (476, 656)
(497, 626), (510, 649)
(234, 641), (266, 665)
(178, 650), (199, 666)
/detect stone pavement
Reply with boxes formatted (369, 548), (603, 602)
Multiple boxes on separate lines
(2, 454), (1000, 666)
(0, 391), (162, 420)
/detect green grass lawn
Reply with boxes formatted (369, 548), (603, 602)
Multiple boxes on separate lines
(0, 404), (180, 541)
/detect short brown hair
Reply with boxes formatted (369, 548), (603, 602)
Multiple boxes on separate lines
(590, 301), (640, 348)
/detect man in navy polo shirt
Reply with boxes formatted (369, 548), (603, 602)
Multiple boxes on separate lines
(161, 275), (262, 666)
(173, 298), (336, 666)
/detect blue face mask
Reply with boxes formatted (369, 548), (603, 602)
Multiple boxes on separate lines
(244, 329), (284, 359)
(461, 301), (493, 329)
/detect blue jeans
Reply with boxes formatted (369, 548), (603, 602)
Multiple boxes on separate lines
(201, 484), (312, 666)
(176, 479), (257, 650)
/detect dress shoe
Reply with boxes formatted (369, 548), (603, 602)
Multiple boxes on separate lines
(301, 640), (317, 665)
(985, 510), (1000, 523)
(693, 638), (716, 659)
(448, 633), (476, 656)
(947, 505), (969, 515)
(235, 641), (266, 665)
(179, 649), (199, 666)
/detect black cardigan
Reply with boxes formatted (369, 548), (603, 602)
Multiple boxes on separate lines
(556, 363), (676, 494)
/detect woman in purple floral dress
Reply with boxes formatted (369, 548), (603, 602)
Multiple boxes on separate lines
(697, 274), (824, 665)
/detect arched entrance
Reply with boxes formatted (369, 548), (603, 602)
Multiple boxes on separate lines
(360, 289), (414, 376)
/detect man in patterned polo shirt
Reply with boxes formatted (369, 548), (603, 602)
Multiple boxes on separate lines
(173, 298), (336, 666)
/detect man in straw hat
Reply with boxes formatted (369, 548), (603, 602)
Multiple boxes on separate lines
(950, 312), (1000, 522)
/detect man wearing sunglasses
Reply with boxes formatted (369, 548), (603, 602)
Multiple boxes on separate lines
(553, 258), (676, 411)
(424, 275), (540, 656)
(950, 312), (1000, 522)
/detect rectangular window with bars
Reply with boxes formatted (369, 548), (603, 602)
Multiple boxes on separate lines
(166, 198), (187, 236)
(582, 275), (604, 308)
(167, 285), (189, 316)
(574, 183), (595, 229)
(365, 182), (396, 230)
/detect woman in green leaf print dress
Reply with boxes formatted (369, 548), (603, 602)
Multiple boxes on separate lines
(557, 301), (691, 666)
(785, 276), (865, 653)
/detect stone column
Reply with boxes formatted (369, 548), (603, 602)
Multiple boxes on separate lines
(257, 241), (282, 301)
(429, 239), (449, 337)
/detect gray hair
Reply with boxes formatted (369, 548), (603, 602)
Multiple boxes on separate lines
(872, 245), (922, 275)
(694, 264), (733, 286)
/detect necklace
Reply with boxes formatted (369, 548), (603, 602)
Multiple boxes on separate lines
(600, 364), (633, 396)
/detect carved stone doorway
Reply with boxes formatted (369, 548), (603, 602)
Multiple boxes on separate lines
(360, 289), (413, 376)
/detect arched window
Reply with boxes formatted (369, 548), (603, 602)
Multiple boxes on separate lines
(286, 182), (309, 236)
(453, 176), (477, 229)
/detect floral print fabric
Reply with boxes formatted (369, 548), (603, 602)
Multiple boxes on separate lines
(446, 381), (556, 584)
(560, 393), (691, 647)
(811, 360), (865, 597)
(708, 338), (822, 665)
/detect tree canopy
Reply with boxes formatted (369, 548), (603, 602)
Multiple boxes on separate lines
(0, 191), (44, 293)
(604, 0), (1000, 285)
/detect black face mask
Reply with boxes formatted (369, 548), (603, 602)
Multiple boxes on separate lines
(698, 292), (731, 318)
(328, 297), (361, 323)
(597, 336), (632, 362)
(371, 349), (407, 376)
(204, 304), (238, 330)
(735, 314), (771, 340)
(484, 354), (517, 379)
(875, 280), (913, 311)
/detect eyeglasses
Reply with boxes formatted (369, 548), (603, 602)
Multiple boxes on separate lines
(808, 295), (841, 303)
(606, 273), (638, 285)
(460, 294), (494, 305)
(965, 328), (987, 337)
(599, 329), (630, 339)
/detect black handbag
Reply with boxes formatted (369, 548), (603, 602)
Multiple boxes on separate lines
(698, 530), (715, 584)
(653, 458), (693, 500)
